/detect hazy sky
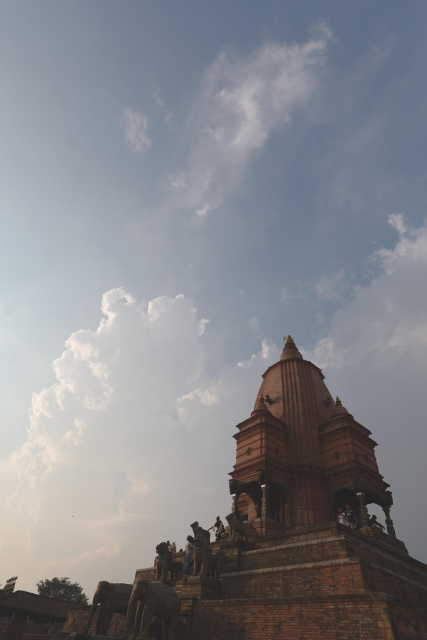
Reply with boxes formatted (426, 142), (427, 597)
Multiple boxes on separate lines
(1, 1), (427, 597)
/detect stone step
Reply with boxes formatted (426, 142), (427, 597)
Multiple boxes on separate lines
(240, 534), (348, 571)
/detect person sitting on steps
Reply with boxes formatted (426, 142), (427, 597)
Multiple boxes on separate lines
(209, 516), (225, 540)
(368, 514), (385, 531)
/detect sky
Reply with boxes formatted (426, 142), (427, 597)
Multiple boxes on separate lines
(1, 1), (427, 597)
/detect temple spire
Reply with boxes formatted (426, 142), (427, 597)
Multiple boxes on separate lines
(280, 334), (303, 361)
(333, 395), (349, 416)
(284, 334), (296, 349)
(252, 393), (270, 414)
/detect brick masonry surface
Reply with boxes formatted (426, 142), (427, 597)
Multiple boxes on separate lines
(190, 595), (396, 640)
(61, 524), (427, 640)
(62, 610), (125, 637)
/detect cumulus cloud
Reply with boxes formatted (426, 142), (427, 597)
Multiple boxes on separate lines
(307, 216), (427, 561)
(170, 28), (331, 219)
(122, 108), (152, 155)
(0, 290), (277, 594)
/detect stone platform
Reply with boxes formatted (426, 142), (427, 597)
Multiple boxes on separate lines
(63, 521), (427, 639)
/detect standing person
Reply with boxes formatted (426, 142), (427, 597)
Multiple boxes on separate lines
(167, 540), (171, 551)
(170, 542), (176, 553)
(182, 535), (194, 581)
(209, 516), (225, 540)
(337, 508), (347, 526)
(345, 504), (357, 529)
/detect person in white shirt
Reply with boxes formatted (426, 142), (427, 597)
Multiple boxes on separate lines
(337, 508), (347, 526)
(182, 535), (194, 580)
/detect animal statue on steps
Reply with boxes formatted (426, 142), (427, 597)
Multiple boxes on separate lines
(209, 548), (225, 578)
(190, 521), (210, 543)
(193, 533), (215, 580)
(226, 512), (252, 541)
(155, 542), (183, 583)
(124, 579), (181, 640)
(83, 581), (133, 636)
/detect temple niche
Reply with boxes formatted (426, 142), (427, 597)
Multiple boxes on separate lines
(59, 334), (427, 640)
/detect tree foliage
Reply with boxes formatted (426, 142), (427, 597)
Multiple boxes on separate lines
(36, 577), (89, 604)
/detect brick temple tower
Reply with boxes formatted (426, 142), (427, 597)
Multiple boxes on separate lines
(229, 335), (395, 534)
(63, 334), (427, 640)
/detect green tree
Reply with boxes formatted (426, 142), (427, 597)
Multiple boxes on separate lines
(36, 577), (89, 604)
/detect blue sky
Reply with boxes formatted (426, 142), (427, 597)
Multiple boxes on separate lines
(1, 1), (427, 594)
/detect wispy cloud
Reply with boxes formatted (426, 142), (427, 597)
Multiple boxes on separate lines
(313, 269), (345, 301)
(122, 108), (152, 155)
(153, 92), (172, 125)
(169, 27), (332, 220)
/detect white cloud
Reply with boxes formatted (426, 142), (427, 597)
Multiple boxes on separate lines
(307, 216), (427, 560)
(122, 108), (152, 155)
(0, 290), (278, 595)
(169, 28), (331, 220)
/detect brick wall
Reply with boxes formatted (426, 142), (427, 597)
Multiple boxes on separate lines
(62, 609), (125, 637)
(388, 601), (427, 639)
(240, 536), (347, 571)
(221, 559), (365, 600)
(189, 595), (396, 640)
(347, 538), (427, 589)
(362, 564), (427, 608)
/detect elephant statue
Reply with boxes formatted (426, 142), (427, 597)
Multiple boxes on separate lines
(193, 533), (213, 580)
(124, 579), (181, 640)
(226, 512), (250, 540)
(155, 542), (183, 583)
(83, 581), (133, 636)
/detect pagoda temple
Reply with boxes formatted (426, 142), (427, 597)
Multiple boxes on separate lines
(62, 336), (427, 640)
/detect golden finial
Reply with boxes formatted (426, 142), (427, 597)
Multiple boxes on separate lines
(284, 335), (296, 349)
(335, 396), (342, 406)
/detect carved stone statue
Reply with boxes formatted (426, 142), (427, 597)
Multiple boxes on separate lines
(190, 521), (210, 543)
(83, 581), (133, 636)
(226, 512), (249, 540)
(155, 542), (183, 583)
(124, 579), (180, 640)
(193, 533), (213, 580)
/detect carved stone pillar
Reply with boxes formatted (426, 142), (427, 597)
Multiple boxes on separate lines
(383, 505), (396, 538)
(231, 494), (237, 515)
(261, 484), (269, 519)
(356, 492), (369, 528)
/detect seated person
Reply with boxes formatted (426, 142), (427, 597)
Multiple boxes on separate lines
(209, 516), (225, 539)
(368, 515), (385, 531)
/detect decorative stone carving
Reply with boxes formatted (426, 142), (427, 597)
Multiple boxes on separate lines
(226, 512), (249, 540)
(124, 579), (180, 640)
(261, 484), (269, 520)
(383, 505), (396, 538)
(155, 542), (183, 583)
(83, 581), (133, 636)
(190, 521), (210, 543)
(356, 492), (369, 528)
(229, 479), (239, 495)
(193, 533), (213, 581)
